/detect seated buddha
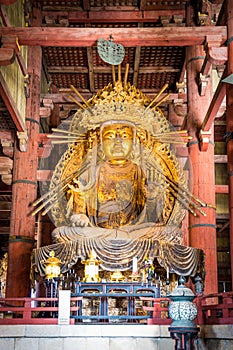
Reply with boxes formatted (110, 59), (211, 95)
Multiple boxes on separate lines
(32, 84), (205, 286)
(52, 120), (182, 243)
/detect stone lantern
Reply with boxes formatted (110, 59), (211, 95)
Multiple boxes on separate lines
(168, 276), (199, 350)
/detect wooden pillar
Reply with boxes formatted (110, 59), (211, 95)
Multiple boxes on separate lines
(186, 45), (217, 294)
(6, 45), (42, 298)
(226, 0), (233, 290)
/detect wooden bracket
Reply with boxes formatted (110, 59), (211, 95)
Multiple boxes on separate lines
(198, 72), (210, 96)
(38, 133), (53, 159)
(1, 35), (28, 77)
(197, 0), (211, 26)
(0, 155), (13, 185)
(17, 131), (28, 152)
(198, 12), (211, 26)
(172, 98), (187, 117)
(198, 36), (227, 96)
(176, 82), (186, 93)
(0, 47), (15, 65)
(199, 129), (211, 152)
(0, 137), (14, 158)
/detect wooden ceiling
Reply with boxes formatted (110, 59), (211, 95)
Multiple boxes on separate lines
(0, 0), (228, 255)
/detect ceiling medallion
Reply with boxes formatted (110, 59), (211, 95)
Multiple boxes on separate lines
(97, 36), (125, 65)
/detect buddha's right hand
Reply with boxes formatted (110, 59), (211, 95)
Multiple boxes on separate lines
(70, 214), (90, 227)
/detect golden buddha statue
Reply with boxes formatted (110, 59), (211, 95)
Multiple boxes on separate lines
(32, 78), (206, 280)
(51, 117), (181, 244)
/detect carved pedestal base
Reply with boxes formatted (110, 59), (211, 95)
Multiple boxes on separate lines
(168, 326), (199, 350)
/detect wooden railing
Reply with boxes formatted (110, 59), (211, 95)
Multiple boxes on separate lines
(141, 292), (233, 326)
(195, 291), (233, 325)
(0, 292), (233, 325)
(0, 297), (81, 324)
(139, 296), (171, 325)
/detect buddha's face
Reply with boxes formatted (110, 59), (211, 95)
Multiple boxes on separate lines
(101, 123), (134, 164)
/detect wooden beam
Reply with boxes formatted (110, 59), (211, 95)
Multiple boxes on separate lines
(133, 46), (141, 87)
(41, 92), (186, 104)
(215, 185), (229, 194)
(177, 59), (186, 85)
(0, 26), (227, 47)
(47, 65), (179, 74)
(41, 10), (186, 23)
(141, 66), (180, 73)
(201, 71), (226, 131)
(0, 72), (26, 132)
(214, 154), (228, 163)
(86, 47), (95, 92)
(48, 66), (89, 74)
(0, 0), (17, 4)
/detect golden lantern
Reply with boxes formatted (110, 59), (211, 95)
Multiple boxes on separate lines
(44, 250), (62, 279)
(110, 269), (125, 282)
(81, 250), (102, 282)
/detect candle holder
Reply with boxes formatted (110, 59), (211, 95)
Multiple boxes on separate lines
(110, 269), (125, 282)
(129, 272), (140, 282)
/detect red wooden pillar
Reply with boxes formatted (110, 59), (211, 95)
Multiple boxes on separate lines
(6, 45), (42, 298)
(226, 0), (233, 290)
(186, 45), (217, 294)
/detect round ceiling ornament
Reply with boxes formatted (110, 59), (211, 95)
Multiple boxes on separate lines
(97, 37), (125, 65)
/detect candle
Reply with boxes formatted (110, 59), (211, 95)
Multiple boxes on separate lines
(132, 257), (138, 273)
(166, 267), (169, 279)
